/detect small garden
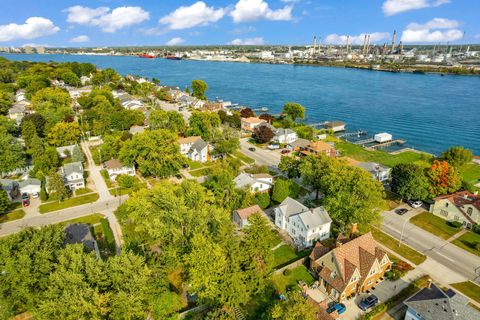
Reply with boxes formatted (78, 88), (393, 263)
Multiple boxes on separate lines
(272, 265), (315, 293)
(385, 255), (414, 281)
(272, 244), (310, 269)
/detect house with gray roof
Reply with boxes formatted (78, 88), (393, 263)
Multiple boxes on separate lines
(0, 179), (20, 201)
(56, 145), (77, 159)
(8, 103), (26, 123)
(178, 136), (208, 163)
(62, 162), (85, 191)
(64, 223), (99, 256)
(234, 173), (273, 193)
(274, 197), (332, 248)
(355, 162), (391, 183)
(404, 281), (479, 320)
(19, 178), (41, 195)
(273, 128), (298, 144)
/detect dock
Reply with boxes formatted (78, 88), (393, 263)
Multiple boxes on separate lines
(338, 130), (367, 138)
(366, 139), (406, 150)
(353, 137), (375, 145)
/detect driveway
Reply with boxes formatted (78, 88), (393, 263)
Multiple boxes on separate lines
(81, 141), (113, 202)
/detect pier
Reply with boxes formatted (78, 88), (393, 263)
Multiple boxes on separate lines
(353, 137), (375, 145)
(338, 130), (367, 138)
(366, 139), (406, 150)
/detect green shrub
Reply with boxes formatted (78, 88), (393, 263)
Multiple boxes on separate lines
(447, 221), (463, 229)
(283, 269), (292, 276)
(253, 192), (271, 209)
(472, 224), (480, 235)
(117, 174), (135, 189)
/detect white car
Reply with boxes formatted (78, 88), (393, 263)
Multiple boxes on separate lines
(32, 192), (39, 198)
(408, 200), (423, 208)
(268, 144), (280, 150)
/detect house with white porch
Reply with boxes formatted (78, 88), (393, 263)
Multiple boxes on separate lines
(234, 173), (273, 193)
(104, 159), (136, 181)
(178, 136), (208, 163)
(273, 128), (298, 144)
(274, 197), (332, 247)
(62, 162), (85, 191)
(355, 162), (391, 183)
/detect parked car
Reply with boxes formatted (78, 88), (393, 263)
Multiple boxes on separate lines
(327, 303), (346, 315)
(32, 192), (39, 199)
(359, 294), (378, 311)
(248, 147), (256, 152)
(268, 144), (280, 150)
(21, 192), (29, 200)
(280, 149), (290, 154)
(182, 163), (190, 169)
(22, 199), (30, 207)
(395, 208), (408, 215)
(407, 200), (423, 208)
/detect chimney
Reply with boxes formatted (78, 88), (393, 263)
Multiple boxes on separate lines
(391, 30), (396, 53)
(336, 240), (343, 248)
(350, 223), (358, 235)
(427, 279), (432, 289)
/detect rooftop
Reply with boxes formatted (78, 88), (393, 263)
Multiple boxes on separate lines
(235, 205), (264, 220)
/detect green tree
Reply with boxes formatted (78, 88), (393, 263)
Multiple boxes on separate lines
(191, 79), (208, 100)
(0, 129), (25, 173)
(269, 292), (317, 320)
(0, 91), (13, 115)
(282, 102), (305, 122)
(47, 121), (82, 147)
(391, 163), (429, 200)
(253, 192), (271, 209)
(272, 179), (299, 204)
(187, 111), (221, 141)
(148, 109), (185, 133)
(31, 87), (72, 129)
(21, 119), (38, 149)
(439, 146), (473, 168)
(426, 160), (462, 197)
(0, 186), (10, 212)
(278, 156), (301, 178)
(71, 145), (85, 163)
(48, 173), (69, 201)
(117, 174), (135, 189)
(253, 125), (274, 143)
(213, 127), (240, 155)
(91, 68), (121, 86)
(119, 129), (186, 177)
(299, 155), (332, 199)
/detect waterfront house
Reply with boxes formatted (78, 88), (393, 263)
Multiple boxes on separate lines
(178, 136), (208, 163)
(180, 95), (204, 109)
(287, 138), (311, 151)
(241, 117), (267, 132)
(325, 121), (346, 133)
(403, 281), (479, 320)
(273, 128), (298, 144)
(19, 178), (41, 195)
(430, 191), (480, 228)
(309, 231), (391, 302)
(0, 179), (20, 201)
(234, 173), (273, 193)
(233, 205), (264, 228)
(355, 162), (391, 183)
(274, 197), (332, 248)
(62, 162), (85, 191)
(300, 141), (337, 158)
(201, 102), (224, 112)
(104, 159), (135, 181)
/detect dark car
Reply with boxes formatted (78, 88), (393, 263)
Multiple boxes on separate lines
(182, 163), (190, 169)
(21, 192), (29, 200)
(395, 208), (408, 215)
(248, 147), (256, 152)
(175, 174), (182, 180)
(280, 149), (290, 154)
(359, 294), (378, 311)
(327, 303), (346, 314)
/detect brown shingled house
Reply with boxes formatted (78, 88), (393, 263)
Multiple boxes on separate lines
(309, 232), (391, 302)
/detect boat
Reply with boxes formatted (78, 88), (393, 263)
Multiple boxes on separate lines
(165, 55), (182, 60)
(138, 53), (156, 59)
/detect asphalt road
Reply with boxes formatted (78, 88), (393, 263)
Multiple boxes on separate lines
(382, 208), (480, 284)
(239, 138), (281, 168)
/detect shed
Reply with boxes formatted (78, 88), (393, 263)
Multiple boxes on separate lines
(374, 132), (392, 143)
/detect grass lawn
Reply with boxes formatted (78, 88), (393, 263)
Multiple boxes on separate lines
(189, 167), (211, 177)
(39, 193), (99, 214)
(272, 265), (315, 293)
(0, 209), (26, 223)
(62, 213), (105, 225)
(89, 145), (102, 165)
(410, 212), (461, 240)
(100, 169), (114, 188)
(452, 232), (480, 257)
(231, 150), (255, 164)
(328, 137), (432, 168)
(75, 187), (93, 196)
(272, 245), (310, 268)
(371, 228), (427, 265)
(450, 281), (480, 304)
(268, 229), (283, 249)
(461, 163), (480, 190)
(385, 190), (403, 210)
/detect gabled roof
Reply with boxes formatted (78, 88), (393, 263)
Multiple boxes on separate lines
(64, 223), (96, 252)
(19, 178), (41, 188)
(104, 159), (125, 170)
(178, 136), (201, 145)
(235, 205), (264, 220)
(277, 197), (309, 218)
(190, 138), (207, 153)
(404, 283), (479, 320)
(63, 162), (84, 176)
(434, 190), (480, 212)
(288, 138), (311, 148)
(234, 173), (273, 189)
(307, 141), (335, 152)
(241, 117), (265, 124)
(275, 128), (296, 136)
(356, 162), (390, 172)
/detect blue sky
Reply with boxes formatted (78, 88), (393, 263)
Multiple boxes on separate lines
(0, 0), (478, 47)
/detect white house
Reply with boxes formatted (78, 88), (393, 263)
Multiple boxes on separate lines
(233, 205), (264, 228)
(274, 197), (332, 248)
(234, 173), (273, 193)
(178, 136), (208, 163)
(62, 162), (85, 191)
(8, 103), (26, 123)
(273, 128), (298, 144)
(180, 95), (205, 109)
(19, 178), (41, 195)
(103, 159), (136, 181)
(355, 162), (391, 183)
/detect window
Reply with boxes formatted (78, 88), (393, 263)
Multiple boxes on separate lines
(467, 207), (473, 216)
(440, 210), (448, 217)
(445, 202), (449, 207)
(454, 215), (460, 221)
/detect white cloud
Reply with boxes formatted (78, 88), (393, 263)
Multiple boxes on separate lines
(0, 17), (59, 42)
(70, 35), (90, 43)
(230, 37), (265, 45)
(159, 2), (225, 30)
(65, 6), (149, 32)
(166, 37), (185, 46)
(401, 18), (463, 43)
(230, 0), (293, 23)
(382, 0), (450, 16)
(325, 32), (391, 45)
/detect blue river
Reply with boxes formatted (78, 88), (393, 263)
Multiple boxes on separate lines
(2, 53), (479, 155)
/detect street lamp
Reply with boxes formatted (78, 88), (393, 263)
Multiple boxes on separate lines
(398, 218), (408, 247)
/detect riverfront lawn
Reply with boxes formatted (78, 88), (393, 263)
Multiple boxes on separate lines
(371, 228), (427, 265)
(450, 281), (480, 304)
(272, 265), (315, 293)
(0, 209), (26, 223)
(410, 212), (461, 240)
(452, 232), (480, 257)
(39, 193), (99, 214)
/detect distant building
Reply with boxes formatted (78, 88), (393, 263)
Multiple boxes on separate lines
(273, 128), (298, 144)
(36, 46), (45, 54)
(355, 162), (391, 183)
(0, 179), (20, 201)
(233, 205), (264, 228)
(241, 117), (267, 132)
(325, 121), (346, 133)
(64, 223), (99, 255)
(129, 125), (146, 135)
(430, 191), (480, 228)
(404, 281), (480, 320)
(8, 103), (26, 123)
(234, 173), (273, 193)
(103, 159), (135, 181)
(300, 141), (337, 158)
(178, 136), (208, 163)
(274, 197), (332, 247)
(374, 132), (392, 143)
(180, 95), (204, 109)
(62, 162), (85, 191)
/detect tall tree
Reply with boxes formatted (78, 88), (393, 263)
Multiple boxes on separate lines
(0, 129), (25, 173)
(47, 121), (82, 147)
(71, 145), (85, 163)
(0, 186), (10, 212)
(48, 173), (69, 201)
(191, 79), (208, 100)
(439, 146), (473, 168)
(391, 163), (429, 200)
(187, 111), (221, 141)
(426, 160), (462, 197)
(282, 102), (305, 122)
(253, 125), (274, 143)
(148, 109), (185, 133)
(31, 87), (72, 130)
(213, 127), (240, 155)
(269, 292), (317, 320)
(278, 156), (301, 178)
(240, 108), (255, 118)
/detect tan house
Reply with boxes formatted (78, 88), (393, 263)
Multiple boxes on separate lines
(300, 141), (337, 158)
(241, 117), (267, 132)
(233, 205), (264, 228)
(430, 191), (480, 228)
(309, 232), (391, 302)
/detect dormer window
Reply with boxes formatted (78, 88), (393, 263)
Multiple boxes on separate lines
(331, 271), (337, 279)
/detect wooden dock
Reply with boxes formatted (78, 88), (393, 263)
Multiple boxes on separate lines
(366, 139), (406, 150)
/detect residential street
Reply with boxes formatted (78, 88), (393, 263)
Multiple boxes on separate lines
(240, 138), (281, 167)
(381, 208), (480, 284)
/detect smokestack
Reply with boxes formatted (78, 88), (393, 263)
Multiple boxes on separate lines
(391, 30), (396, 53)
(427, 279), (432, 289)
(399, 41), (404, 54)
(346, 36), (350, 54)
(366, 34), (371, 54)
(383, 43), (387, 55)
(313, 35), (317, 56)
(362, 34), (367, 54)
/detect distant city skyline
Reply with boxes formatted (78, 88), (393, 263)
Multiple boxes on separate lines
(0, 0), (479, 47)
